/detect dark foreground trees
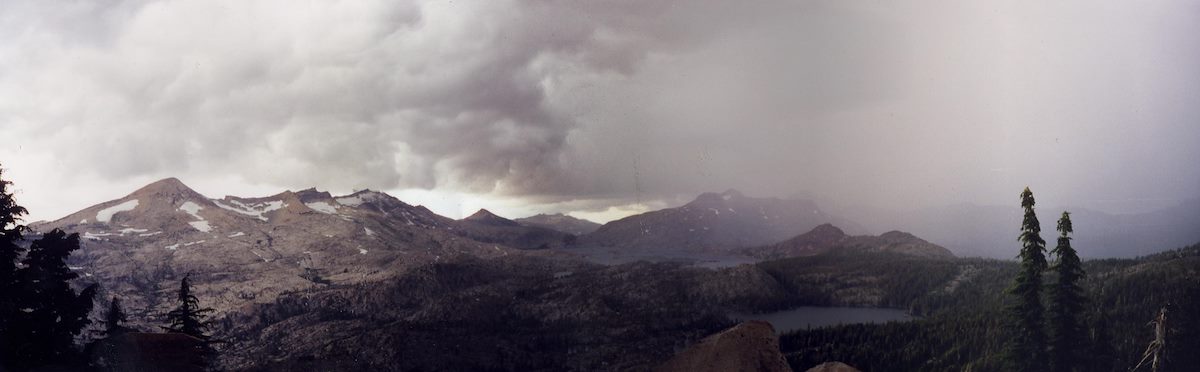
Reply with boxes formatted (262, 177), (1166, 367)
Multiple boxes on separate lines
(1003, 188), (1093, 372)
(7, 229), (100, 370)
(1005, 187), (1049, 371)
(0, 163), (29, 363)
(1, 165), (99, 370)
(1049, 211), (1086, 372)
(0, 166), (102, 371)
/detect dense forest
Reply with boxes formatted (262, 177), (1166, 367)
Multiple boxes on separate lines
(780, 244), (1200, 371)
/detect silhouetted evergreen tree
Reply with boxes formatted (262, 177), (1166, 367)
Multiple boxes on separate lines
(0, 163), (29, 366)
(103, 296), (131, 337)
(162, 275), (214, 340)
(8, 229), (99, 370)
(1048, 211), (1086, 372)
(1004, 187), (1049, 371)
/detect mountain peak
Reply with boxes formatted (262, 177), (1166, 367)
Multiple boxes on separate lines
(720, 189), (744, 200)
(130, 177), (203, 199)
(467, 208), (498, 219)
(772, 223), (847, 247)
(463, 209), (519, 226)
(807, 223), (846, 237)
(688, 189), (748, 207)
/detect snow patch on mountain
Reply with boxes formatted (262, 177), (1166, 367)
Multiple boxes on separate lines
(228, 232), (246, 238)
(189, 221), (212, 232)
(306, 201), (338, 214)
(335, 191), (385, 207)
(364, 227), (376, 236)
(180, 201), (203, 217)
(335, 195), (365, 207)
(213, 199), (283, 221)
(117, 228), (149, 235)
(96, 200), (139, 223)
(179, 201), (213, 232)
(83, 231), (112, 240)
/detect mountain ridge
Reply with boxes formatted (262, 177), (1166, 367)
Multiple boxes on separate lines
(577, 189), (866, 254)
(743, 223), (955, 260)
(515, 213), (601, 235)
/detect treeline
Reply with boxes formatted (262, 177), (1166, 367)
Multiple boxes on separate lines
(0, 165), (216, 371)
(780, 188), (1200, 371)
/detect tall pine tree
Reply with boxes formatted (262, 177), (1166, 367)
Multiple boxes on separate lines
(1005, 187), (1049, 371)
(8, 229), (99, 370)
(162, 275), (214, 341)
(1048, 211), (1086, 372)
(104, 296), (131, 337)
(0, 163), (29, 362)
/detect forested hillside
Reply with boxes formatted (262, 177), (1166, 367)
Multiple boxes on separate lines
(781, 244), (1200, 371)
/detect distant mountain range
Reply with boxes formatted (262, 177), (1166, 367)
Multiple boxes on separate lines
(577, 189), (866, 254)
(743, 224), (954, 260)
(26, 180), (940, 329)
(515, 213), (601, 235)
(31, 178), (551, 325)
(29, 177), (1194, 341)
(453, 209), (576, 250)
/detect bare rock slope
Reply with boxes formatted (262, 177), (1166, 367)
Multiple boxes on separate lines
(656, 320), (792, 372)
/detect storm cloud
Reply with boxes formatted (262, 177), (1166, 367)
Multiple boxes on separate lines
(2, 0), (1199, 222)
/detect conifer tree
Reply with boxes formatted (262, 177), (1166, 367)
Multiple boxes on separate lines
(104, 296), (131, 337)
(1048, 211), (1086, 372)
(162, 275), (214, 340)
(1004, 187), (1049, 371)
(0, 163), (29, 360)
(9, 229), (99, 370)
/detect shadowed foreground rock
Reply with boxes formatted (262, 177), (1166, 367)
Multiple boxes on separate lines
(656, 320), (791, 372)
(90, 332), (207, 372)
(805, 361), (861, 372)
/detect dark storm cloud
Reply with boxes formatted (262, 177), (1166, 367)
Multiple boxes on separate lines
(0, 0), (729, 193)
(2, 0), (1200, 222)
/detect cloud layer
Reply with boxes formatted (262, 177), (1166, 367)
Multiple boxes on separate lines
(2, 0), (1199, 222)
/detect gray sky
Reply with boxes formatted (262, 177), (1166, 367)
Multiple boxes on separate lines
(2, 0), (1198, 223)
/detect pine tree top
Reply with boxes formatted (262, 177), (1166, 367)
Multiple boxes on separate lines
(1057, 211), (1073, 236)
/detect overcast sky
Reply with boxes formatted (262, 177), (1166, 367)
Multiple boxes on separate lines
(2, 0), (1199, 223)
